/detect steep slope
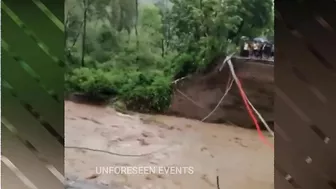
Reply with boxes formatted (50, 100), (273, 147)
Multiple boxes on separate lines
(168, 57), (274, 128)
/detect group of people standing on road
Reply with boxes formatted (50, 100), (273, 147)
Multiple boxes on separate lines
(239, 37), (274, 60)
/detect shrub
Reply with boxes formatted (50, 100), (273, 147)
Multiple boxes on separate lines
(65, 67), (173, 113)
(119, 73), (172, 113)
(65, 67), (117, 100)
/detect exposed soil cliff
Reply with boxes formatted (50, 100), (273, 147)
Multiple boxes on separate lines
(168, 57), (274, 128)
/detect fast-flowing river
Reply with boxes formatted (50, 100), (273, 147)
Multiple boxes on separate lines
(65, 101), (273, 189)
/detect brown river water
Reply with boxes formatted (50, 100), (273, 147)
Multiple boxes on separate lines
(65, 101), (274, 189)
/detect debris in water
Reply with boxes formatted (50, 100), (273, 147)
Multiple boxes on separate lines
(79, 116), (103, 125)
(168, 126), (175, 130)
(185, 124), (193, 128)
(201, 174), (216, 187)
(142, 131), (155, 138)
(86, 173), (100, 180)
(156, 174), (165, 179)
(137, 138), (150, 146)
(116, 112), (134, 119)
(200, 147), (208, 152)
(145, 175), (153, 180)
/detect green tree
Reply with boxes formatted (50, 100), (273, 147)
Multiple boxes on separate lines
(64, 0), (274, 112)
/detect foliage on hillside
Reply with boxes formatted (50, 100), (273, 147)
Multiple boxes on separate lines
(65, 0), (274, 112)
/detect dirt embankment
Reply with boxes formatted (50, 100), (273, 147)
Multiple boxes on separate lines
(167, 58), (274, 128)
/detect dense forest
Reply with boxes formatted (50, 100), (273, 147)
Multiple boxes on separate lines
(65, 0), (274, 112)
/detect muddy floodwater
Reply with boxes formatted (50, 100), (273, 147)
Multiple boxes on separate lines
(65, 101), (274, 189)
